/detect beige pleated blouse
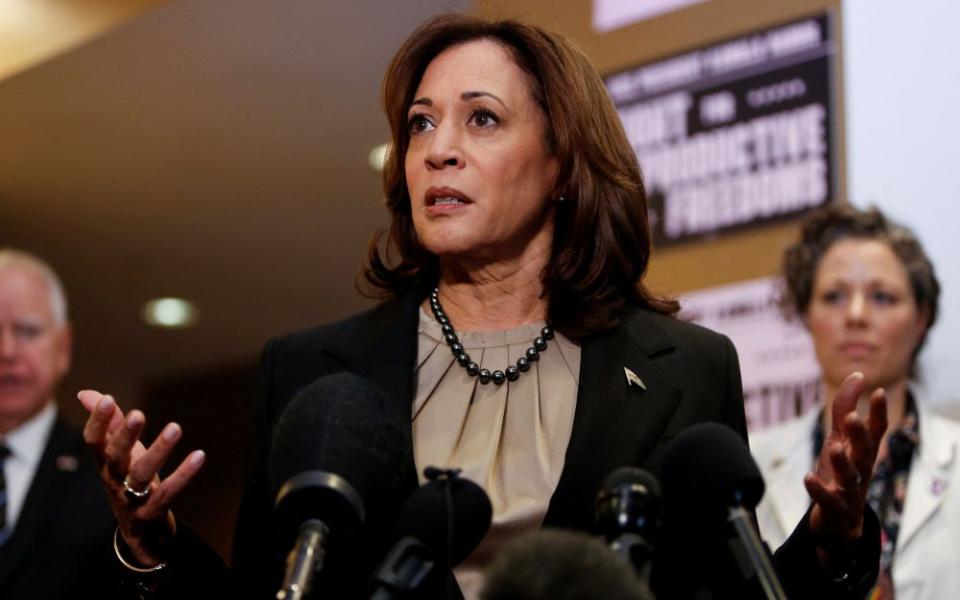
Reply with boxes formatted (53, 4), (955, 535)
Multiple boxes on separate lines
(412, 307), (581, 599)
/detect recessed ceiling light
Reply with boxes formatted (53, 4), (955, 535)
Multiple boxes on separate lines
(141, 297), (199, 329)
(368, 143), (391, 171)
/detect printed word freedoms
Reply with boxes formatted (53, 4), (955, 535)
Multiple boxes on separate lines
(620, 100), (828, 238)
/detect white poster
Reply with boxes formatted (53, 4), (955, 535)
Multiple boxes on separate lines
(681, 277), (821, 430)
(592, 0), (708, 32)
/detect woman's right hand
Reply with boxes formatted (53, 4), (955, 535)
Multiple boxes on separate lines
(79, 389), (206, 567)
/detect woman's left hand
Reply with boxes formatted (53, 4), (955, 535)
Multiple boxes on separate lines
(805, 371), (887, 561)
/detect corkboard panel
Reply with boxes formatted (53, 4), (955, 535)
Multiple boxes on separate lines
(646, 220), (802, 296)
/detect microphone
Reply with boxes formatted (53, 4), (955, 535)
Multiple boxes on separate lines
(269, 372), (413, 600)
(657, 422), (786, 600)
(595, 467), (661, 582)
(370, 468), (492, 600)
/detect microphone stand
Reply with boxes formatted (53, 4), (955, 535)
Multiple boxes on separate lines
(369, 467), (465, 600)
(727, 505), (787, 600)
(424, 467), (461, 600)
(277, 520), (329, 600)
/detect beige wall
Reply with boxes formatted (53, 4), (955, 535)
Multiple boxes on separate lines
(474, 0), (844, 295)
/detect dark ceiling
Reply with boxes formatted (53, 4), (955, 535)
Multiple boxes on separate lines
(1, 0), (470, 415)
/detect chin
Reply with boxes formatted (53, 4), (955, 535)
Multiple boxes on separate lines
(824, 363), (869, 390)
(420, 236), (483, 259)
(864, 370), (909, 393)
(831, 368), (899, 395)
(0, 399), (42, 423)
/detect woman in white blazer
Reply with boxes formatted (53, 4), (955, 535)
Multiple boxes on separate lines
(751, 204), (957, 600)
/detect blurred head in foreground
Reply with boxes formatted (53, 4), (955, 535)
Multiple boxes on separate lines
(480, 529), (652, 600)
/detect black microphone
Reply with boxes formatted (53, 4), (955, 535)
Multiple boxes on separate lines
(269, 372), (413, 600)
(657, 422), (786, 600)
(595, 467), (661, 582)
(370, 468), (492, 600)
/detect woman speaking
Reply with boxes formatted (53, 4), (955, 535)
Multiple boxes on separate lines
(80, 14), (885, 599)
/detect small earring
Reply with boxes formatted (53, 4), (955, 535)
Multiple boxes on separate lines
(557, 194), (567, 204)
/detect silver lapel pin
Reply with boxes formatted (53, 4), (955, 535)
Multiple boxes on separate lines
(624, 367), (647, 391)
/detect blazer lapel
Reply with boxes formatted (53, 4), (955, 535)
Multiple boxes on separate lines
(544, 311), (683, 531)
(321, 290), (422, 488)
(756, 410), (818, 542)
(322, 291), (421, 418)
(897, 411), (957, 553)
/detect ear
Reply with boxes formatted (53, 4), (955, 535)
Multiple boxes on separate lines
(56, 322), (73, 376)
(912, 303), (931, 340)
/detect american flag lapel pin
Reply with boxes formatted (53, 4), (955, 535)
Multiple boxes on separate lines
(624, 367), (646, 391)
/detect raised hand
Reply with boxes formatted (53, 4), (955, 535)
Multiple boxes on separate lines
(79, 389), (205, 567)
(805, 371), (887, 557)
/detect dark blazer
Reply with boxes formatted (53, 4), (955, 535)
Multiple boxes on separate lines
(170, 289), (878, 598)
(0, 415), (116, 600)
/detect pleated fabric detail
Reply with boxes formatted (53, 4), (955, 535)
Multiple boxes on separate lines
(412, 307), (580, 598)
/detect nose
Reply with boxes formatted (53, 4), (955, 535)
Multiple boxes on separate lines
(424, 123), (463, 170)
(845, 291), (868, 327)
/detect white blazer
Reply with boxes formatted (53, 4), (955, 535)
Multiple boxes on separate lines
(750, 404), (960, 600)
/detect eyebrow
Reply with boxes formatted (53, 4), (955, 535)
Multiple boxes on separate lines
(461, 90), (506, 109)
(410, 97), (432, 108)
(408, 90), (507, 112)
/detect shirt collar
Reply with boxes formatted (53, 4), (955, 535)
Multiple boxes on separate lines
(2, 402), (57, 466)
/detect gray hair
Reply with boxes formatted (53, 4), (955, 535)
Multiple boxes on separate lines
(0, 249), (69, 324)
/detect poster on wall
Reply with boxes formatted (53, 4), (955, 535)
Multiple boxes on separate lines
(592, 0), (709, 32)
(680, 277), (822, 430)
(605, 13), (836, 245)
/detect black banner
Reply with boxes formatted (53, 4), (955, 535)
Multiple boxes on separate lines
(606, 13), (836, 245)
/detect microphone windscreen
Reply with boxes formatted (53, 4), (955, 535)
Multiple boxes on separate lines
(481, 529), (653, 600)
(660, 422), (764, 521)
(602, 466), (661, 497)
(395, 476), (492, 567)
(268, 372), (413, 529)
(596, 466), (661, 541)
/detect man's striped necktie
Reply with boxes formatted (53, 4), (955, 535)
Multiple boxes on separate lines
(0, 443), (11, 545)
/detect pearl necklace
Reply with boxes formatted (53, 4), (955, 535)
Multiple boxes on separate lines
(428, 288), (554, 386)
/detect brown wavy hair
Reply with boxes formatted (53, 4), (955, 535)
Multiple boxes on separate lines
(363, 14), (678, 340)
(781, 204), (940, 375)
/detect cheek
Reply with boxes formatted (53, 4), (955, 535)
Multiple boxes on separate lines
(881, 314), (925, 361)
(806, 310), (847, 377)
(26, 343), (63, 377)
(806, 309), (842, 346)
(488, 160), (552, 216)
(404, 156), (421, 192)
(892, 313), (923, 339)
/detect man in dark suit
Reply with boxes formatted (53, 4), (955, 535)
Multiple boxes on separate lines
(0, 249), (115, 599)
